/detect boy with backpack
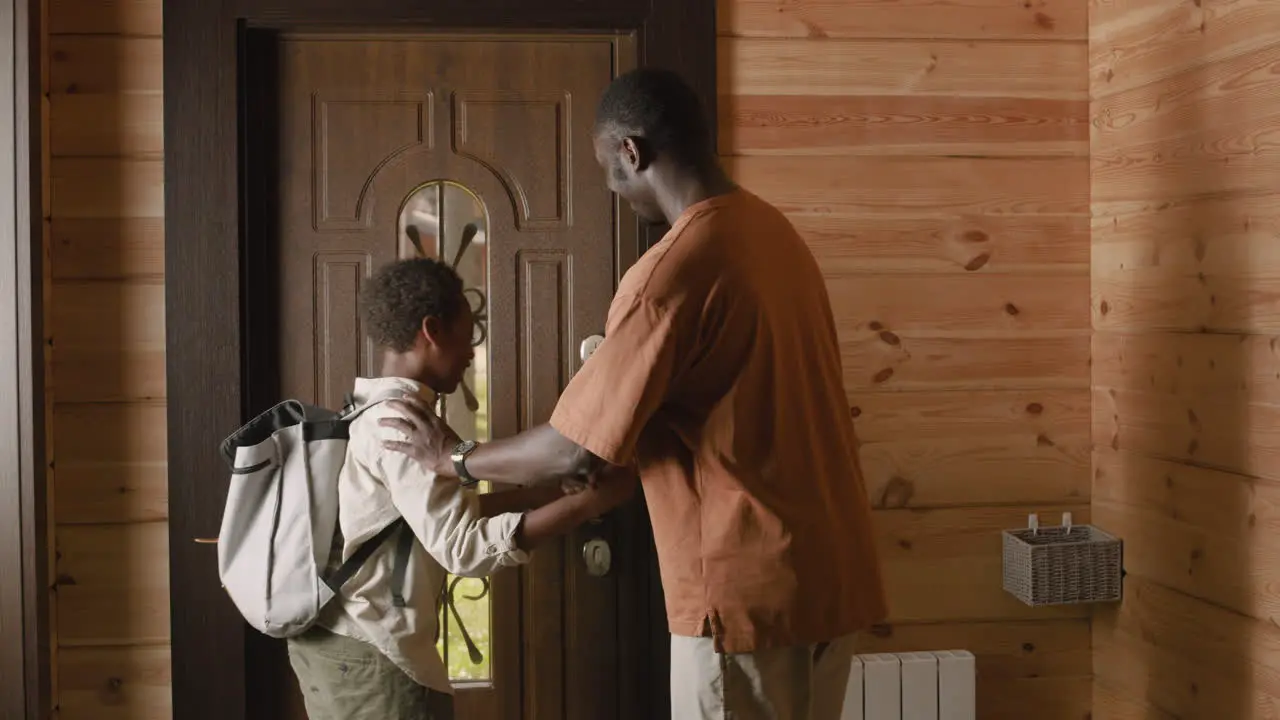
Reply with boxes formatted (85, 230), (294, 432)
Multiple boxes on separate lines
(222, 257), (636, 720)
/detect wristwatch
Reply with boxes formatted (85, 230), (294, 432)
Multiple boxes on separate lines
(451, 440), (481, 487)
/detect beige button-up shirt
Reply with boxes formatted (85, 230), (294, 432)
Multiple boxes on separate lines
(317, 376), (529, 693)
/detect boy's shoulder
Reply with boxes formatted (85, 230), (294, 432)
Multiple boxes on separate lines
(344, 379), (441, 452)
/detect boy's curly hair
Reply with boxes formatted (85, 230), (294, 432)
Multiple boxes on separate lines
(360, 258), (465, 352)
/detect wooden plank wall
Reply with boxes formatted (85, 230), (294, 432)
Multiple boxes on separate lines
(40, 1), (1094, 718)
(46, 0), (167, 718)
(1090, 0), (1280, 717)
(717, 1), (1091, 718)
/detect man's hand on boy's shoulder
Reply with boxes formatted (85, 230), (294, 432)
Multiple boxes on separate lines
(377, 396), (459, 476)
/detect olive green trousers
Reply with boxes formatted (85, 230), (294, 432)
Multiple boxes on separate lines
(287, 627), (455, 720)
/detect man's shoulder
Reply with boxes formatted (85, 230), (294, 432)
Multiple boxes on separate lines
(617, 224), (723, 309)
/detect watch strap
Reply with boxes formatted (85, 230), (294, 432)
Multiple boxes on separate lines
(453, 442), (480, 487)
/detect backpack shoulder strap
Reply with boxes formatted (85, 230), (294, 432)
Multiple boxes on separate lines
(389, 524), (415, 607)
(307, 395), (396, 443)
(322, 388), (432, 601)
(339, 388), (425, 423)
(324, 517), (407, 592)
(321, 390), (425, 599)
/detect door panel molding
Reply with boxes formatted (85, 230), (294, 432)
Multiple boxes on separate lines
(163, 3), (716, 720)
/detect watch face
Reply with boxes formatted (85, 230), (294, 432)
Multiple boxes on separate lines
(452, 440), (477, 460)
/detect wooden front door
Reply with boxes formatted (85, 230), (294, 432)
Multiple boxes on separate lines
(267, 32), (635, 719)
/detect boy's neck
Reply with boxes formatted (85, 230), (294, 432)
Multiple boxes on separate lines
(378, 352), (443, 395)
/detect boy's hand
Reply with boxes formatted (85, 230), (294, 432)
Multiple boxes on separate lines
(574, 464), (638, 518)
(514, 464), (638, 551)
(560, 476), (593, 495)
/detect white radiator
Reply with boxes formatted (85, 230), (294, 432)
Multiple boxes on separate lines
(842, 650), (976, 720)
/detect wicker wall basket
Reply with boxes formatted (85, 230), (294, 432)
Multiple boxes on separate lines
(1002, 512), (1123, 607)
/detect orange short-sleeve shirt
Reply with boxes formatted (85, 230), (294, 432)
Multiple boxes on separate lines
(549, 188), (888, 653)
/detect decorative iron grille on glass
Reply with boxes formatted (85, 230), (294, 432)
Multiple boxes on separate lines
(398, 180), (493, 680)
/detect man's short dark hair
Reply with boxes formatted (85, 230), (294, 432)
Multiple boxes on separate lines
(361, 257), (465, 352)
(594, 68), (712, 165)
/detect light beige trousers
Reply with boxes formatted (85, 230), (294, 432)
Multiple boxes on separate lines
(670, 633), (857, 720)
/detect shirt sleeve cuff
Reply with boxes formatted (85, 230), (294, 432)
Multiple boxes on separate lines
(488, 511), (531, 565)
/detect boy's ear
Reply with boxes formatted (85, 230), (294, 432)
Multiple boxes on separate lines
(420, 315), (446, 348)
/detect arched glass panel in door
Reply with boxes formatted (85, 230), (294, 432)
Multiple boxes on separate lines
(397, 180), (492, 681)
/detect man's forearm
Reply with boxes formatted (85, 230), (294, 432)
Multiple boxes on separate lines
(464, 423), (603, 487)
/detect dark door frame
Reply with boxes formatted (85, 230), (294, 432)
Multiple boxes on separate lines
(0, 0), (48, 718)
(163, 2), (716, 719)
(0, 1), (48, 719)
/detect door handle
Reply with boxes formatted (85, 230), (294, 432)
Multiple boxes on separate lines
(582, 537), (612, 577)
(579, 334), (604, 363)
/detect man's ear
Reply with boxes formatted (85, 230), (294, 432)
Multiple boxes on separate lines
(420, 315), (446, 349)
(620, 136), (654, 172)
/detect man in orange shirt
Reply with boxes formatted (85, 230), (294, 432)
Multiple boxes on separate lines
(380, 68), (888, 719)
